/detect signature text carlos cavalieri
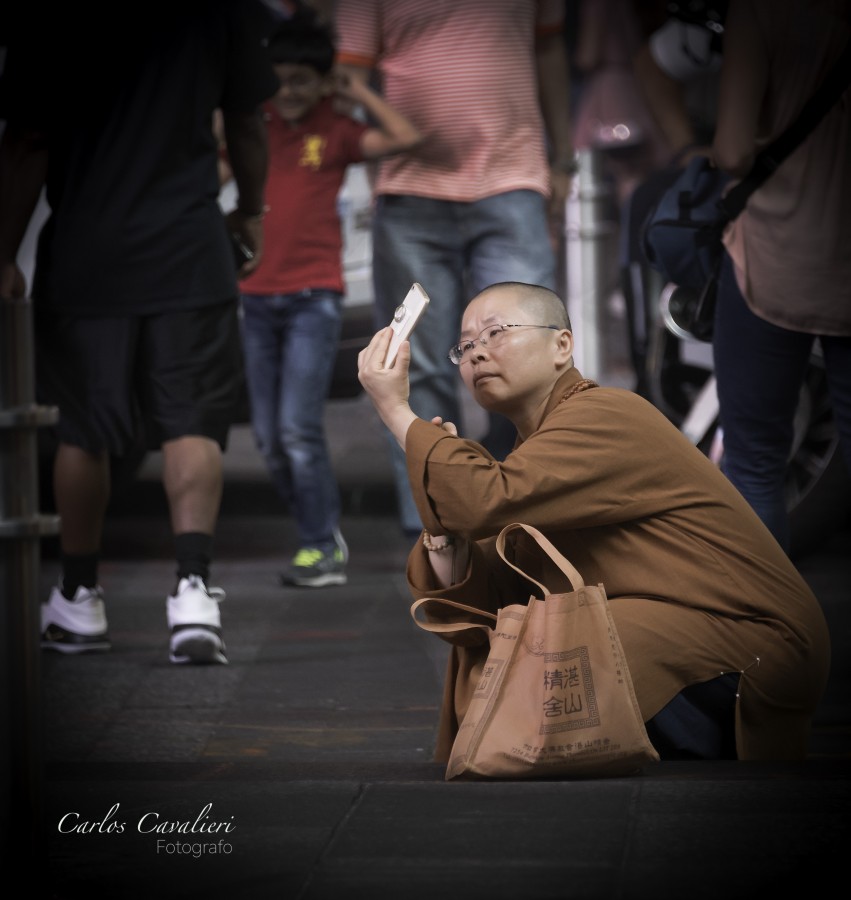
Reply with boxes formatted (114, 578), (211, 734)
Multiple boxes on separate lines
(58, 802), (234, 836)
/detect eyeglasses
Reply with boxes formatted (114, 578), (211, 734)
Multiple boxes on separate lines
(448, 324), (558, 365)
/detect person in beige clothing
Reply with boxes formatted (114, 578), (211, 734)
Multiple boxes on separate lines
(358, 281), (830, 762)
(711, 0), (851, 553)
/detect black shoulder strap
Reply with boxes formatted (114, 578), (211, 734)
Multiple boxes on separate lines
(720, 38), (851, 219)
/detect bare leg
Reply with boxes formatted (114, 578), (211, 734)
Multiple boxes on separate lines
(41, 444), (111, 653)
(162, 435), (228, 665)
(161, 435), (223, 535)
(53, 444), (110, 554)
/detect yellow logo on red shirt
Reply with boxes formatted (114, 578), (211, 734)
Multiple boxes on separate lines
(300, 135), (326, 170)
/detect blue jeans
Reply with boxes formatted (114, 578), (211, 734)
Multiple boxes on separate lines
(713, 253), (851, 552)
(372, 191), (557, 533)
(239, 290), (343, 551)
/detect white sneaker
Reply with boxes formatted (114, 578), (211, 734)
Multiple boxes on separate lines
(41, 585), (111, 654)
(167, 576), (227, 665)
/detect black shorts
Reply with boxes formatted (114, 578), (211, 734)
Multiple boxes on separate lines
(34, 301), (243, 456)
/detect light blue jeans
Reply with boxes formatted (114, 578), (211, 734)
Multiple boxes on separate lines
(239, 290), (343, 551)
(372, 191), (557, 533)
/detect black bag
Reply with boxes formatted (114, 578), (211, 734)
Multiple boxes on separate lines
(640, 39), (851, 341)
(641, 155), (730, 293)
(640, 156), (730, 343)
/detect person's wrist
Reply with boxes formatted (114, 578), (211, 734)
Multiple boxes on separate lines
(552, 156), (579, 176)
(235, 204), (269, 221)
(423, 531), (455, 552)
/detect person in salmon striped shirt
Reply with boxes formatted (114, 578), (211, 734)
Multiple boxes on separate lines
(335, 0), (576, 539)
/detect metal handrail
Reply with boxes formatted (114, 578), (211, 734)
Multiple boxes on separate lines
(1, 294), (58, 866)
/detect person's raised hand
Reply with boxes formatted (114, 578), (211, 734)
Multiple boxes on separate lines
(357, 327), (417, 448)
(331, 69), (364, 115)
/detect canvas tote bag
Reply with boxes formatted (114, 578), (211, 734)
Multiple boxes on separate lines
(411, 523), (659, 780)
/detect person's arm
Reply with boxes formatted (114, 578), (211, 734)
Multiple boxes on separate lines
(415, 415), (472, 588)
(421, 532), (472, 588)
(334, 62), (382, 194)
(222, 107), (269, 277)
(0, 122), (48, 299)
(359, 326), (471, 584)
(212, 109), (234, 187)
(711, 0), (767, 176)
(633, 42), (702, 161)
(336, 61), (370, 87)
(358, 325), (418, 448)
(334, 71), (423, 159)
(634, 14), (724, 164)
(535, 28), (576, 226)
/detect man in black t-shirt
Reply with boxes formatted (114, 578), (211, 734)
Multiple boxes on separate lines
(0, 0), (279, 664)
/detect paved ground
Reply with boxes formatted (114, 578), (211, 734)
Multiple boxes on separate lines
(8, 160), (848, 898)
(21, 383), (851, 900)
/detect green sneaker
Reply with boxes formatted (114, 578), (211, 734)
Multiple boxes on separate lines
(280, 545), (347, 588)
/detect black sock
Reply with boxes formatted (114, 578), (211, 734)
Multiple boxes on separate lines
(61, 553), (99, 599)
(175, 531), (212, 585)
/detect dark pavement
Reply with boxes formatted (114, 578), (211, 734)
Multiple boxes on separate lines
(28, 390), (851, 900)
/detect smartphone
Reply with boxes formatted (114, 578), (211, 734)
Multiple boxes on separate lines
(230, 232), (255, 268)
(385, 282), (430, 367)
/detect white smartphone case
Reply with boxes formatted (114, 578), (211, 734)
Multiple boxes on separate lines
(386, 282), (430, 367)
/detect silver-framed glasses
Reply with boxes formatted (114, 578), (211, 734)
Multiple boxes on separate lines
(448, 324), (558, 365)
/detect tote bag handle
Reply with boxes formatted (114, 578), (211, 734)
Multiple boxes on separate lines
(410, 596), (497, 636)
(411, 522), (588, 635)
(495, 522), (587, 595)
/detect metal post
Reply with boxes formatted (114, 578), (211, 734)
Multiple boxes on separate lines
(564, 148), (617, 382)
(1, 294), (59, 866)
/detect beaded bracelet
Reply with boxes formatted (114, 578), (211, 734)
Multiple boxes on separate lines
(423, 531), (455, 553)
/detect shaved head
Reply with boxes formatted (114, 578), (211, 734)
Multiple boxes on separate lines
(471, 282), (571, 331)
(457, 281), (575, 428)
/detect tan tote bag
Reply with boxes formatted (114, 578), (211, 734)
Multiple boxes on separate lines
(411, 523), (660, 781)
